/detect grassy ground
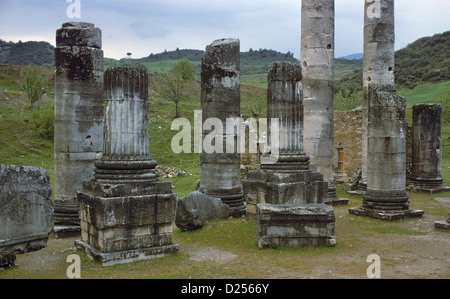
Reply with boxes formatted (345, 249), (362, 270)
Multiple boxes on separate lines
(1, 185), (448, 279)
(0, 65), (449, 279)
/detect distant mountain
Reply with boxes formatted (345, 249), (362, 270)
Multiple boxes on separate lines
(338, 53), (363, 60)
(0, 39), (54, 67)
(336, 31), (450, 93)
(112, 48), (299, 76)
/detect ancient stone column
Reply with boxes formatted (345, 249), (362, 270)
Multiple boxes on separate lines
(359, 0), (396, 193)
(301, 0), (347, 205)
(75, 65), (179, 266)
(54, 22), (104, 234)
(262, 61), (309, 171)
(409, 104), (449, 193)
(199, 38), (246, 217)
(349, 84), (423, 220)
(243, 62), (328, 217)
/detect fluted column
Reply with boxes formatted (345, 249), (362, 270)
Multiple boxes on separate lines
(95, 64), (157, 181)
(76, 64), (179, 266)
(409, 104), (449, 192)
(262, 61), (310, 170)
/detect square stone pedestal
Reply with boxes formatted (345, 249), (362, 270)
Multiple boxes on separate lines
(75, 183), (179, 266)
(256, 204), (336, 248)
(243, 169), (328, 218)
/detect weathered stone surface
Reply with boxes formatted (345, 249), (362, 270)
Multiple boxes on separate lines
(75, 65), (179, 266)
(200, 38), (245, 217)
(175, 191), (230, 231)
(301, 0), (346, 205)
(54, 22), (104, 230)
(0, 165), (54, 267)
(256, 204), (336, 248)
(349, 84), (424, 220)
(360, 0), (396, 193)
(244, 170), (328, 207)
(409, 104), (450, 193)
(434, 212), (450, 230)
(262, 61), (309, 170)
(243, 62), (330, 216)
(78, 192), (177, 253)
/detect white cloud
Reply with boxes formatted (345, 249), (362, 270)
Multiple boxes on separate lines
(0, 0), (448, 59)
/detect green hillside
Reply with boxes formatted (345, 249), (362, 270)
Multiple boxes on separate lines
(335, 31), (450, 95)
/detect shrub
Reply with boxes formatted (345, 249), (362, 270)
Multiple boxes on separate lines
(31, 101), (54, 139)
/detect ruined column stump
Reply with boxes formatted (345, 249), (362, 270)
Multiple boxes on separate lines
(349, 85), (424, 220)
(243, 62), (329, 218)
(256, 204), (336, 248)
(0, 165), (53, 268)
(75, 65), (179, 266)
(434, 212), (450, 230)
(200, 38), (246, 217)
(54, 22), (104, 236)
(301, 0), (347, 206)
(408, 104), (450, 193)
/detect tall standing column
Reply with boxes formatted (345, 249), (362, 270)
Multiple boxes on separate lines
(349, 84), (423, 220)
(301, 0), (347, 205)
(54, 22), (104, 233)
(200, 38), (246, 217)
(409, 104), (449, 193)
(359, 0), (396, 193)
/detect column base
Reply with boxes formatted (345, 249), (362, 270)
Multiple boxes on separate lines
(407, 179), (450, 194)
(434, 212), (450, 230)
(53, 201), (81, 238)
(325, 183), (349, 206)
(219, 193), (246, 218)
(75, 239), (179, 267)
(53, 199), (81, 231)
(434, 219), (450, 230)
(349, 206), (424, 221)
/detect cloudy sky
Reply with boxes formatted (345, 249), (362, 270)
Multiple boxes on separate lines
(0, 0), (449, 60)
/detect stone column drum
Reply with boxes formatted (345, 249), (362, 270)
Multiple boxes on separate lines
(263, 61), (310, 171)
(54, 22), (104, 232)
(75, 65), (179, 266)
(359, 0), (396, 193)
(301, 0), (347, 205)
(349, 84), (424, 220)
(409, 104), (449, 193)
(199, 38), (246, 217)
